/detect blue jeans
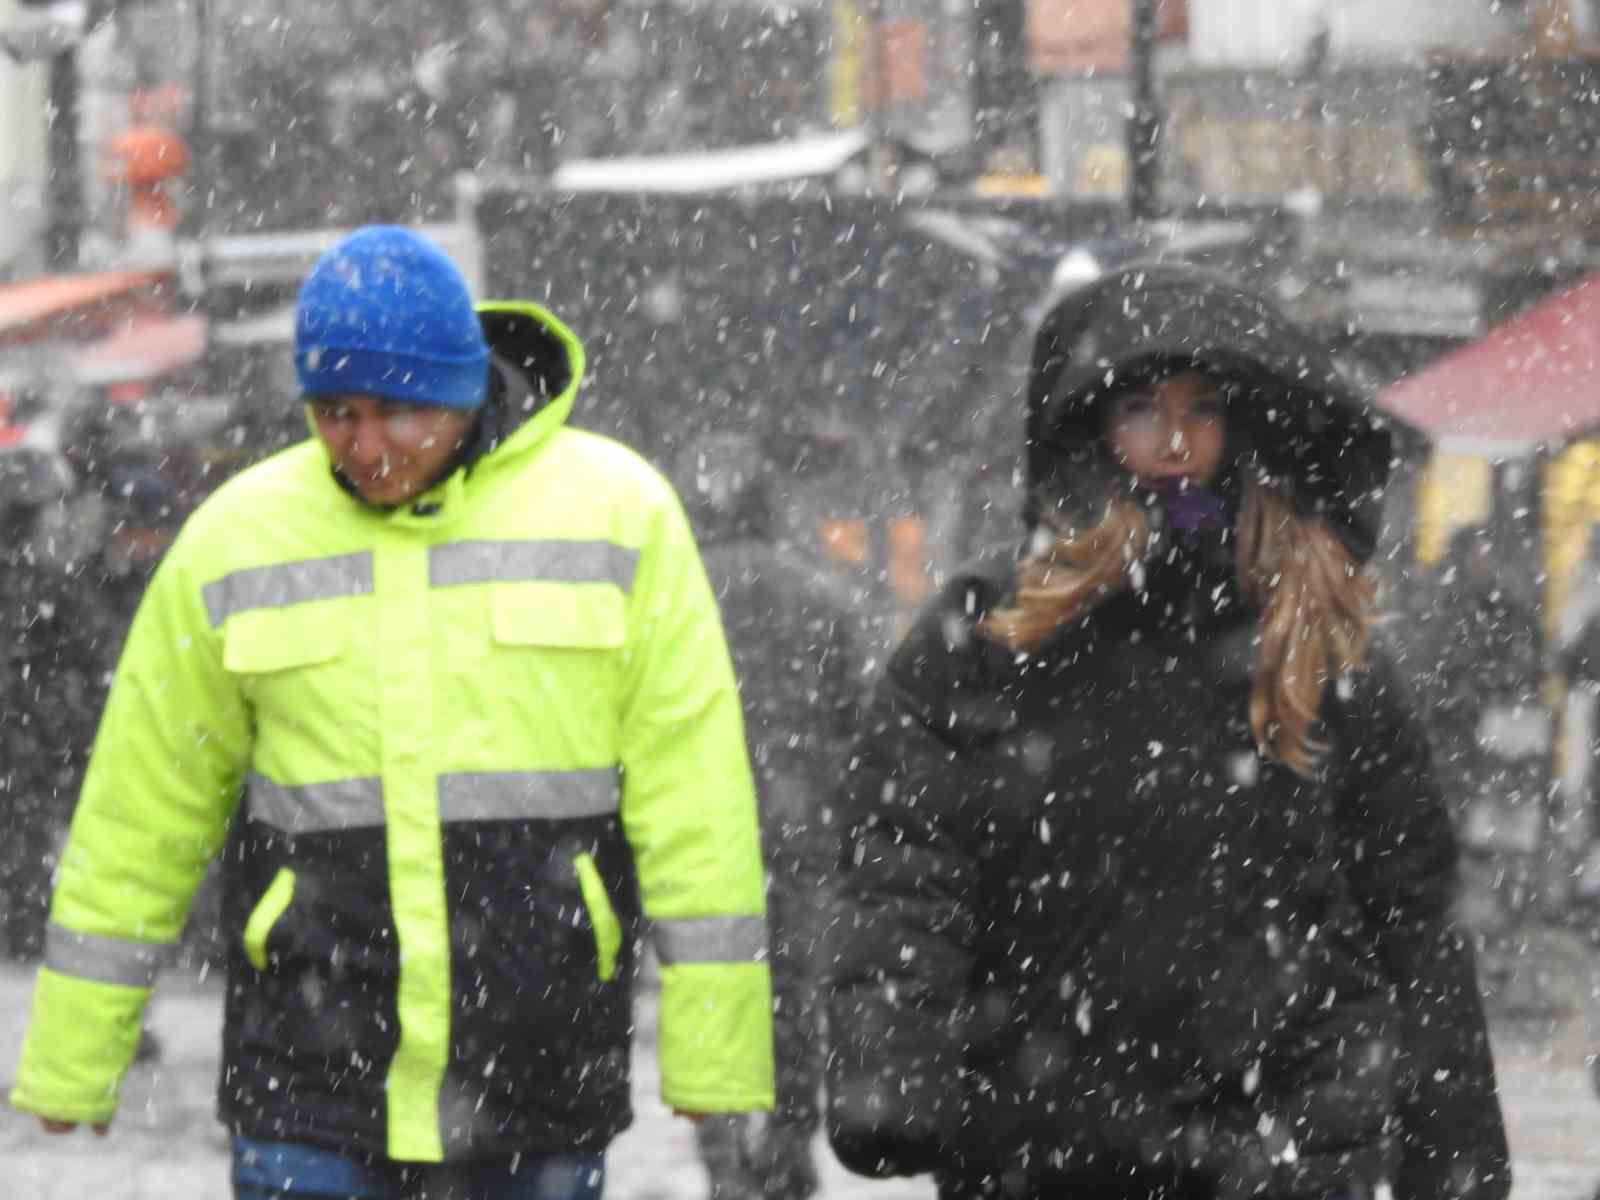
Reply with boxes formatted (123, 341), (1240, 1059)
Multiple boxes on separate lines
(232, 1137), (605, 1200)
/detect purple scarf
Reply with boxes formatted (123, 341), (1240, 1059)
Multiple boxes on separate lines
(1146, 478), (1229, 532)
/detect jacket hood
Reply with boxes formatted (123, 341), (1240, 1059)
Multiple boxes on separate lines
(1025, 263), (1393, 562)
(475, 301), (583, 457)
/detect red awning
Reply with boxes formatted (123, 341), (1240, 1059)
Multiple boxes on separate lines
(1380, 270), (1600, 454)
(0, 270), (175, 346)
(73, 312), (207, 387)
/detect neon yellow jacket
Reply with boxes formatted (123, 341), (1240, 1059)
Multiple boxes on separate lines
(11, 303), (774, 1160)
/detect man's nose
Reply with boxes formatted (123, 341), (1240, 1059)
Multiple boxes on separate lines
(347, 418), (387, 464)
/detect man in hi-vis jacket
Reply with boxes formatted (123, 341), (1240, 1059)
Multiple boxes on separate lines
(10, 226), (775, 1200)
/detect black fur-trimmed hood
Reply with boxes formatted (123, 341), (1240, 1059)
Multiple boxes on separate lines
(1025, 263), (1393, 562)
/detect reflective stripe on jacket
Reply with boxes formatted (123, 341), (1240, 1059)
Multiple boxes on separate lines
(10, 301), (774, 1160)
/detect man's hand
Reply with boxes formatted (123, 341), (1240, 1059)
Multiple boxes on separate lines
(672, 1109), (709, 1127)
(39, 1118), (110, 1136)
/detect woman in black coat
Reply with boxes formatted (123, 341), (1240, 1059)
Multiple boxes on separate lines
(826, 264), (1509, 1200)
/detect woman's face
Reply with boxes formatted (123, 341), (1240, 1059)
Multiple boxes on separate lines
(1105, 371), (1227, 488)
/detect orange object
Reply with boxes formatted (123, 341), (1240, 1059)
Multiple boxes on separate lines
(887, 515), (932, 607)
(104, 124), (191, 187)
(104, 124), (192, 233)
(818, 517), (871, 568)
(128, 184), (179, 232)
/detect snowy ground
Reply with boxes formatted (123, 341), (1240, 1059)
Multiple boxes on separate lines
(0, 962), (932, 1200)
(1, 945), (1599, 1200)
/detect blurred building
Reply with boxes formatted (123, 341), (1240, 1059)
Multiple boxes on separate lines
(0, 0), (52, 276)
(1187, 0), (1517, 65)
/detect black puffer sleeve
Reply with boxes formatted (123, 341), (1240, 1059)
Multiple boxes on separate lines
(1327, 644), (1512, 1200)
(824, 567), (1017, 1178)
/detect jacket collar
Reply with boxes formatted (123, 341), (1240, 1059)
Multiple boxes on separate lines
(313, 300), (585, 528)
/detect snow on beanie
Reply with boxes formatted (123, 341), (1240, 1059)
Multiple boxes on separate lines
(294, 225), (490, 411)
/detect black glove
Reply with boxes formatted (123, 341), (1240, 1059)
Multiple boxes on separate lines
(827, 1114), (947, 1178)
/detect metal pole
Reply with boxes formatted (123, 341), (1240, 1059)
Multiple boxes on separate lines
(184, 0), (215, 307)
(188, 0), (211, 228)
(1128, 0), (1162, 221)
(45, 47), (80, 268)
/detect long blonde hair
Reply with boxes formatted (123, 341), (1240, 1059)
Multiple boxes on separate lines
(980, 482), (1375, 777)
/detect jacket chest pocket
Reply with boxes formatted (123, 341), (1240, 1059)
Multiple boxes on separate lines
(224, 607), (348, 673)
(223, 607), (350, 714)
(490, 583), (626, 687)
(492, 582), (626, 648)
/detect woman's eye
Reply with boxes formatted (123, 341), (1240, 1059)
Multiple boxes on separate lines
(1115, 397), (1158, 421)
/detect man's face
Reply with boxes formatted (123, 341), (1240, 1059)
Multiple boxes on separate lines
(308, 393), (476, 506)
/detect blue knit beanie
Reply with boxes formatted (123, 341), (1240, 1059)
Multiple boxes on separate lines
(294, 225), (490, 410)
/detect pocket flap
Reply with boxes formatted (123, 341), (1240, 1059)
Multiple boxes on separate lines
(224, 609), (348, 674)
(243, 866), (296, 972)
(492, 583), (626, 650)
(574, 852), (622, 983)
